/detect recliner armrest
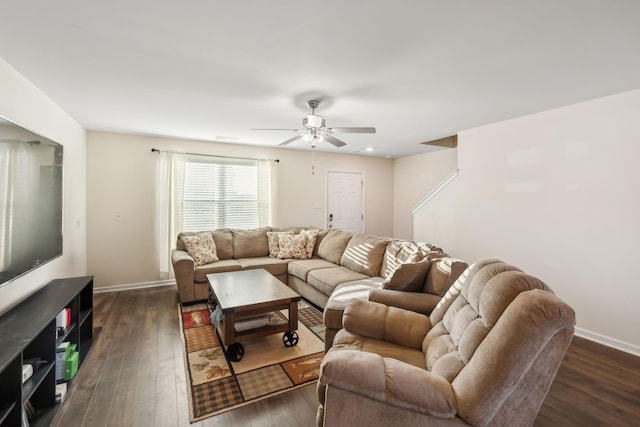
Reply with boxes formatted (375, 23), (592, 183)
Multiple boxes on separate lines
(369, 288), (442, 315)
(320, 349), (457, 417)
(342, 299), (431, 349)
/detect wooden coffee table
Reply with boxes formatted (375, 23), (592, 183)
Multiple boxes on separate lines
(207, 269), (302, 361)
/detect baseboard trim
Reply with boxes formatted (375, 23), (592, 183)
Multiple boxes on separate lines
(574, 327), (640, 357)
(94, 279), (176, 294)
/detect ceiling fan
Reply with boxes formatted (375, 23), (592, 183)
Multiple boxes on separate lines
(252, 99), (376, 148)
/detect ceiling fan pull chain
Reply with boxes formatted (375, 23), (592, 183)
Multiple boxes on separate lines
(311, 148), (315, 175)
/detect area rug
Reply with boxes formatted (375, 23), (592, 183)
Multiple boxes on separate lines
(179, 300), (325, 422)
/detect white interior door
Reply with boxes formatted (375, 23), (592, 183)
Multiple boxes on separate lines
(327, 171), (363, 233)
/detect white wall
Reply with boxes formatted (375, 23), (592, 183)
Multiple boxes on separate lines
(87, 131), (393, 288)
(413, 89), (640, 353)
(393, 148), (457, 240)
(0, 57), (87, 315)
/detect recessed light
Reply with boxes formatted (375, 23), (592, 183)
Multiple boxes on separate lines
(365, 147), (375, 152)
(216, 135), (238, 141)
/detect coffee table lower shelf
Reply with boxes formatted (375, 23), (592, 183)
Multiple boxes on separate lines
(215, 304), (300, 362)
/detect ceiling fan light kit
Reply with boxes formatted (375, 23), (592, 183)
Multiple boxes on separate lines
(252, 99), (376, 148)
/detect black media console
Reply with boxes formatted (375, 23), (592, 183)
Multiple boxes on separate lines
(0, 276), (93, 427)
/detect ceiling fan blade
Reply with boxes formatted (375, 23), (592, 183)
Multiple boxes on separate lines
(252, 128), (299, 131)
(329, 127), (376, 134)
(279, 134), (303, 146)
(324, 135), (347, 148)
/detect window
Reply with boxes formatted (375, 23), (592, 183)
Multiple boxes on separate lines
(182, 156), (272, 231)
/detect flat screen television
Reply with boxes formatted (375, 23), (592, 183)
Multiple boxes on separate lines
(0, 115), (63, 286)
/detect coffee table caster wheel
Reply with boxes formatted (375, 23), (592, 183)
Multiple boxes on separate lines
(283, 331), (299, 347)
(228, 343), (244, 362)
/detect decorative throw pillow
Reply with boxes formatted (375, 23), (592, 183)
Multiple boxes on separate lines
(267, 231), (294, 258)
(382, 259), (432, 292)
(277, 233), (309, 259)
(422, 257), (468, 296)
(299, 228), (320, 258)
(383, 240), (423, 279)
(181, 232), (219, 266)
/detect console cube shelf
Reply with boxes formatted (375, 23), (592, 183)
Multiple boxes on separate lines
(0, 276), (93, 427)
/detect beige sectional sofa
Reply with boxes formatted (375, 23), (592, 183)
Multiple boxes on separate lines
(171, 226), (467, 347)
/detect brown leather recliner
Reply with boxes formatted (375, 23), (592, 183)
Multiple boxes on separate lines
(317, 259), (576, 427)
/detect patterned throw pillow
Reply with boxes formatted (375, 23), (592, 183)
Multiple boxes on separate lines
(181, 232), (219, 266)
(267, 231), (294, 257)
(277, 233), (309, 259)
(299, 228), (320, 258)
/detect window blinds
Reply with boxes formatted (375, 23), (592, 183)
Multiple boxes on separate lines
(182, 156), (272, 231)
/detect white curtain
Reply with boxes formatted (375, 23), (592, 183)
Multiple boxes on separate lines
(257, 159), (274, 227)
(155, 152), (275, 279)
(0, 142), (31, 271)
(155, 151), (185, 280)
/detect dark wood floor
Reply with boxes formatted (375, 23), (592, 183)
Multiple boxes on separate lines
(52, 286), (640, 427)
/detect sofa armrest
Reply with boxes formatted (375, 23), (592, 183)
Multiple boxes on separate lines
(342, 299), (431, 349)
(171, 249), (196, 302)
(320, 349), (457, 417)
(369, 288), (442, 315)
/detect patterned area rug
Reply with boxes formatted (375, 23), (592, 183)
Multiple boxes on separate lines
(179, 300), (325, 422)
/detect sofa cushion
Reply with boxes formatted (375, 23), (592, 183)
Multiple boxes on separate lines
(236, 257), (290, 277)
(267, 231), (293, 257)
(340, 234), (391, 276)
(181, 232), (219, 266)
(317, 229), (353, 264)
(324, 277), (385, 330)
(381, 240), (424, 279)
(416, 242), (444, 257)
(313, 229), (330, 256)
(383, 259), (432, 292)
(307, 266), (369, 297)
(288, 258), (338, 281)
(211, 228), (234, 260)
(232, 227), (271, 258)
(423, 257), (469, 296)
(194, 259), (242, 282)
(277, 233), (309, 259)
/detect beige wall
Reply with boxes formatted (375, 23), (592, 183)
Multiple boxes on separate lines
(413, 89), (640, 353)
(0, 57), (87, 315)
(87, 132), (393, 288)
(392, 148), (457, 240)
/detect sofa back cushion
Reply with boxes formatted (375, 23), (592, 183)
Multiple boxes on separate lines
(317, 229), (353, 264)
(232, 227), (271, 258)
(313, 229), (330, 256)
(340, 233), (391, 276)
(212, 228), (234, 259)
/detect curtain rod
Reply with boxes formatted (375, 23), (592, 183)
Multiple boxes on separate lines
(151, 148), (279, 163)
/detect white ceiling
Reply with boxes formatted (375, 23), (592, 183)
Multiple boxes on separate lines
(1, 1), (639, 158)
